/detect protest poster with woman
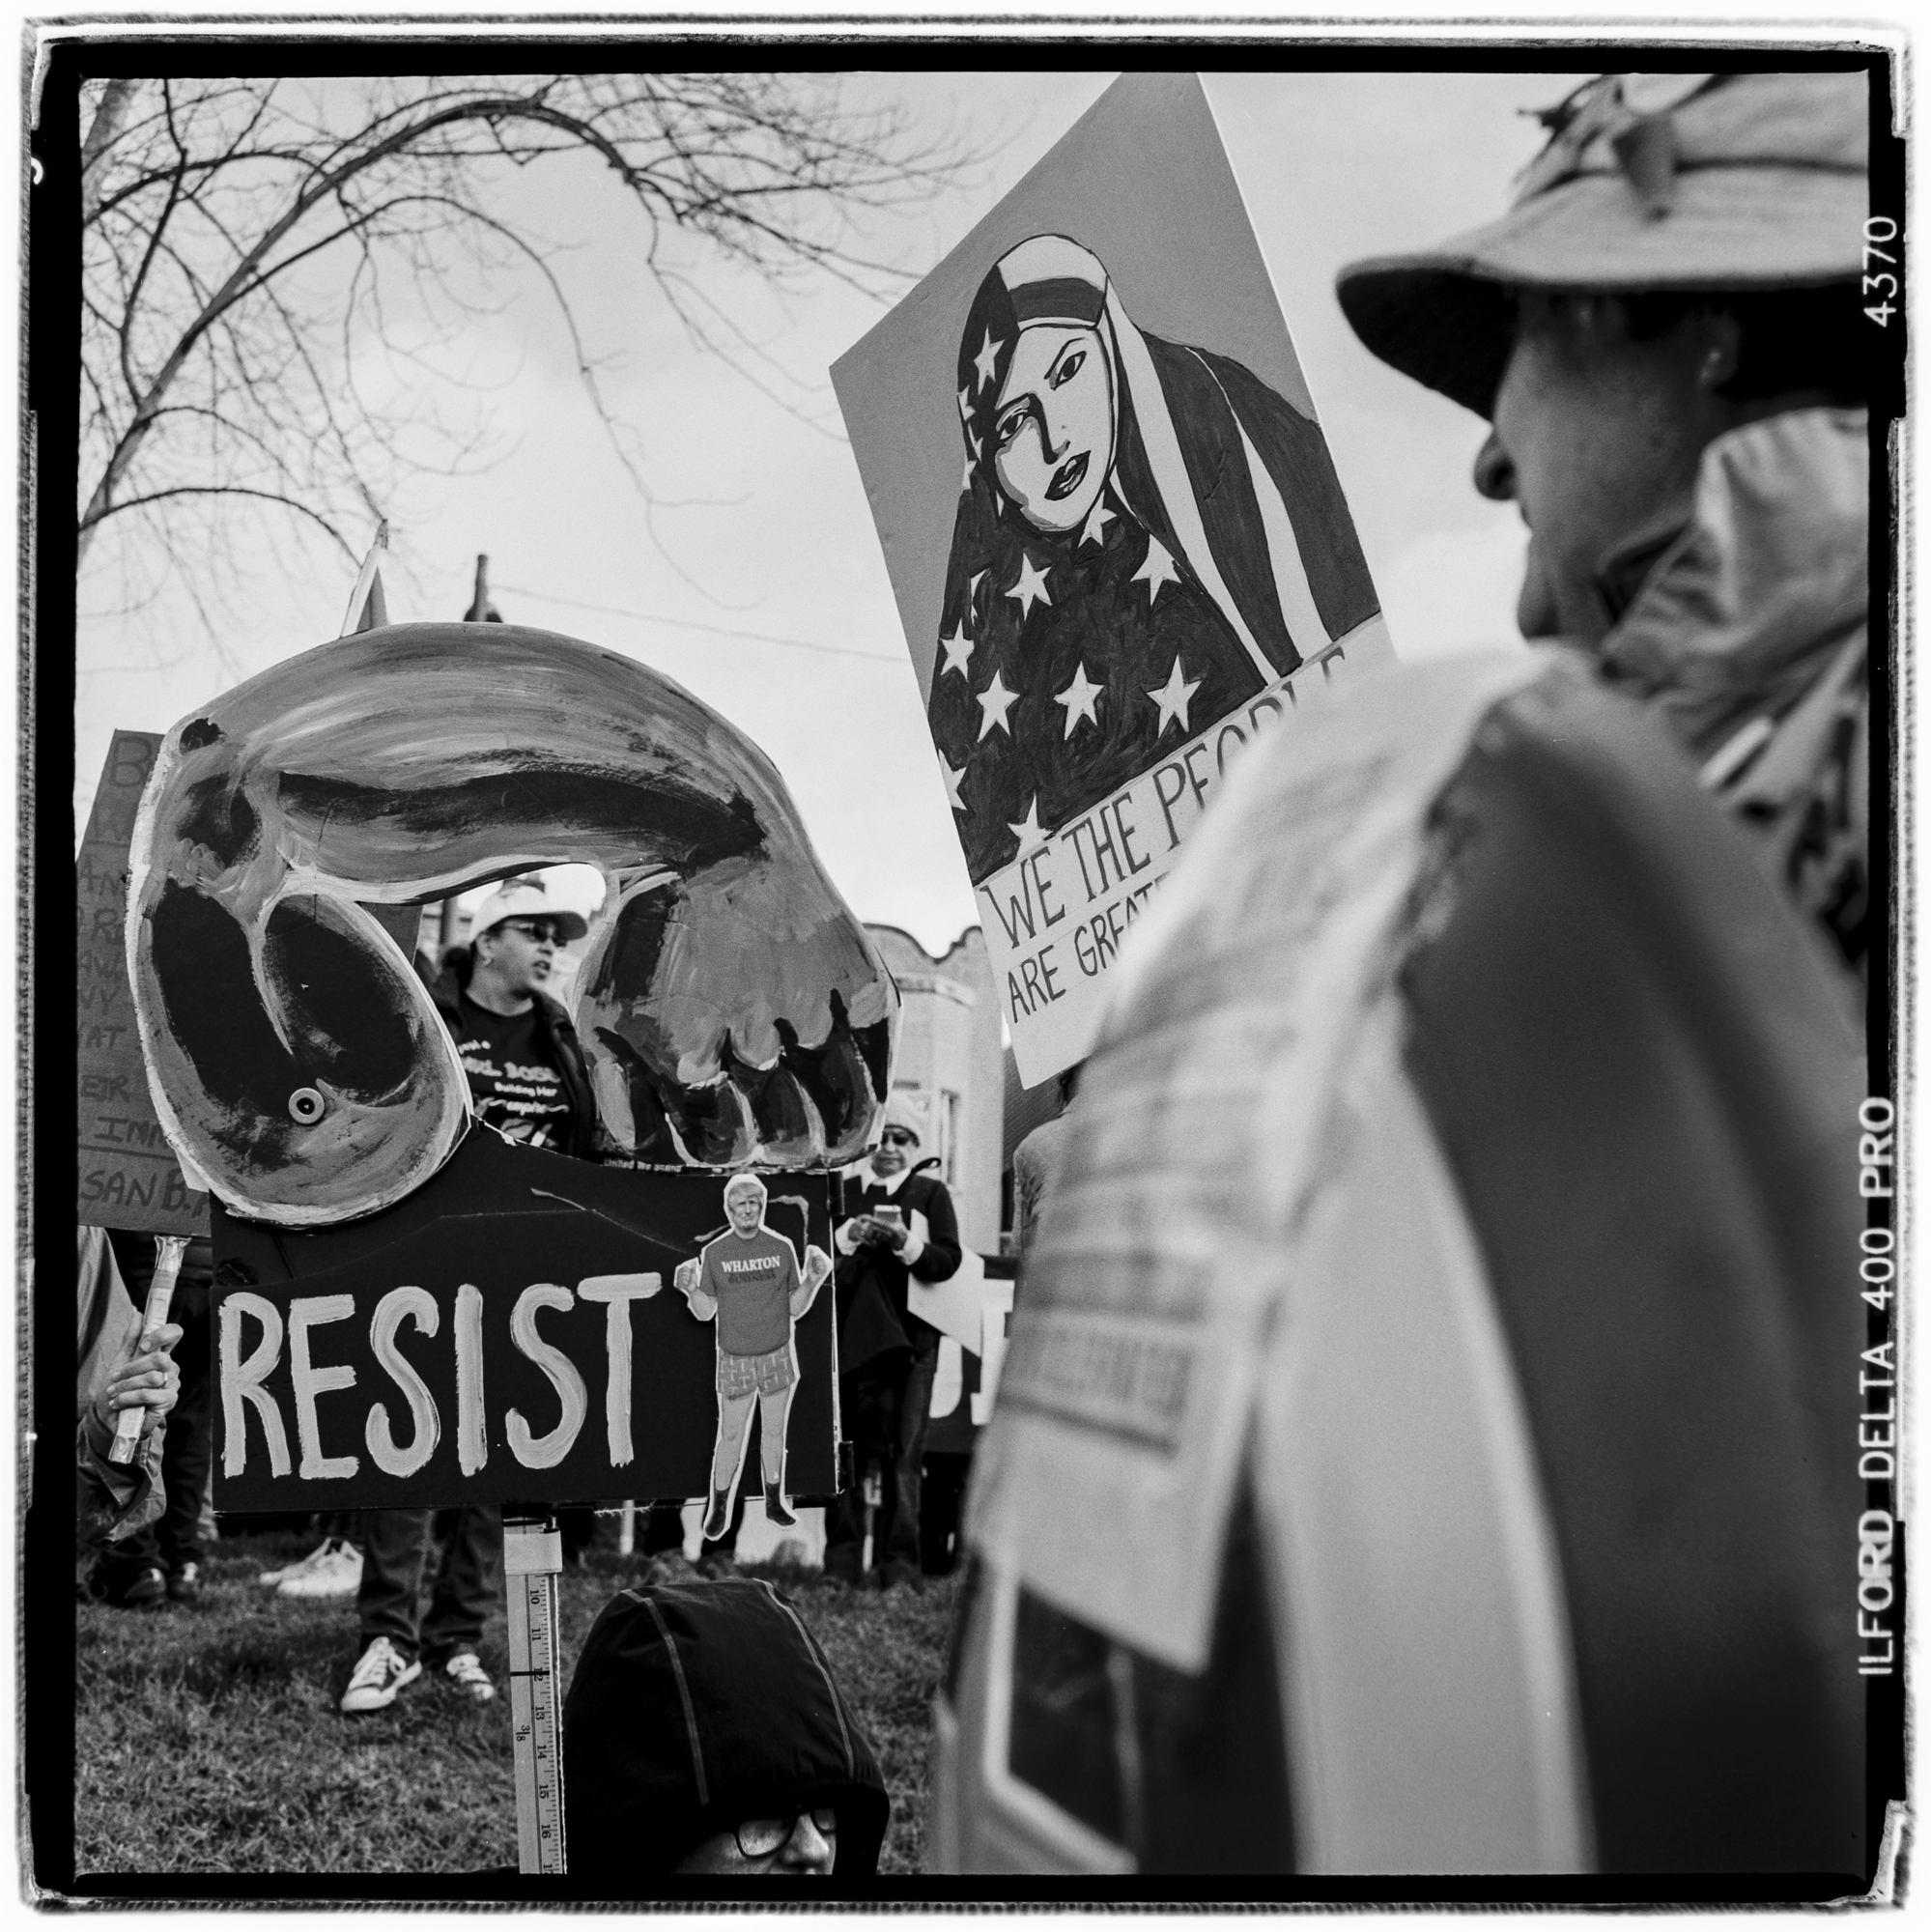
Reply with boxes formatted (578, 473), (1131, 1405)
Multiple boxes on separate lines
(931, 232), (1380, 883)
(836, 74), (1394, 1084)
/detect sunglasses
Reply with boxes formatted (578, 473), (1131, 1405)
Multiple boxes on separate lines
(879, 1129), (918, 1148)
(734, 1806), (838, 1860)
(498, 919), (564, 946)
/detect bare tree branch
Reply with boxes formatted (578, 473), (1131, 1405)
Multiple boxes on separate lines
(77, 72), (975, 599)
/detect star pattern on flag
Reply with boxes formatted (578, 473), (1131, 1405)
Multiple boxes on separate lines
(974, 328), (1004, 393)
(943, 758), (968, 813)
(1147, 657), (1203, 738)
(977, 668), (1019, 741)
(1080, 497), (1117, 549)
(961, 449), (976, 494)
(1008, 796), (1046, 855)
(1133, 534), (1182, 606)
(939, 623), (974, 680)
(968, 569), (986, 607)
(1007, 553), (1053, 621)
(957, 383), (974, 423)
(1054, 663), (1102, 738)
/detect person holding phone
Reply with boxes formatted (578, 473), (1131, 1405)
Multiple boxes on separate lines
(825, 1096), (962, 1591)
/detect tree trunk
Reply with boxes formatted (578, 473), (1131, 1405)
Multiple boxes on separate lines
(81, 77), (135, 220)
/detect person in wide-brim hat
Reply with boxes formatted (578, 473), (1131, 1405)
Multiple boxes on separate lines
(1337, 70), (1870, 419)
(1336, 69), (1875, 976)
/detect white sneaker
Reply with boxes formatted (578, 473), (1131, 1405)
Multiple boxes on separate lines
(441, 1652), (497, 1704)
(340, 1637), (421, 1714)
(258, 1538), (336, 1588)
(278, 1541), (363, 1599)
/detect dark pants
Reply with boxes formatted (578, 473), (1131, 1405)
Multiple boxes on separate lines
(920, 1451), (971, 1577)
(560, 1501), (731, 1560)
(640, 1502), (688, 1556)
(357, 1506), (501, 1663)
(556, 1506), (611, 1562)
(155, 1280), (213, 1569)
(825, 1346), (938, 1577)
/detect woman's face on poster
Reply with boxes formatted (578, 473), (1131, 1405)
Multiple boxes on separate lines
(991, 324), (1114, 534)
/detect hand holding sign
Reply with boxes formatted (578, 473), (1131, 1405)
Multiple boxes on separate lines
(108, 1233), (188, 1463)
(99, 1320), (185, 1458)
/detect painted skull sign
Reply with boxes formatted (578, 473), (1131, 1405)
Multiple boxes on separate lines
(835, 74), (1393, 1088)
(127, 622), (899, 1228)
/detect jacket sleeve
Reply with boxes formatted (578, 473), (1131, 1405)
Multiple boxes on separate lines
(536, 999), (603, 1162)
(908, 1179), (963, 1285)
(834, 1174), (867, 1260)
(75, 1228), (164, 1548)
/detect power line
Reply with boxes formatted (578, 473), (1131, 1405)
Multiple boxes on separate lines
(495, 582), (905, 667)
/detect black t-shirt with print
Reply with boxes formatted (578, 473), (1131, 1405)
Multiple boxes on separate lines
(452, 994), (575, 1151)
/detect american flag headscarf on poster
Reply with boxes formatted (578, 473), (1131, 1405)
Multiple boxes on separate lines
(931, 650), (1869, 1880)
(928, 235), (1381, 885)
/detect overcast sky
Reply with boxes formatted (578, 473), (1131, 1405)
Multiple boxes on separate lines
(74, 67), (1582, 954)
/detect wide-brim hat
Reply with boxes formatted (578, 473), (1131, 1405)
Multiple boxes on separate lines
(469, 878), (588, 943)
(1337, 71), (1870, 417)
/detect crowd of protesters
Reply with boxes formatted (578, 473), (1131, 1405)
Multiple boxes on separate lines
(75, 68), (1881, 1884)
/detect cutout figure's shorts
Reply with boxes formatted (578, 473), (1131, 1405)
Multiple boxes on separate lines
(718, 1342), (798, 1400)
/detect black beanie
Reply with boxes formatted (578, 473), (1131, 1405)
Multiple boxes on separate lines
(563, 1577), (891, 1884)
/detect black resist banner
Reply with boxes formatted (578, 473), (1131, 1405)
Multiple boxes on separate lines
(211, 1131), (839, 1511)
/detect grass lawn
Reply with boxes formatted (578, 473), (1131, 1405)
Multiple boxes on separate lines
(75, 1525), (956, 1879)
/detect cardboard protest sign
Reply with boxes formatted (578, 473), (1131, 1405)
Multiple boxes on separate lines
(126, 618), (895, 1523)
(916, 1251), (1015, 1454)
(77, 731), (209, 1234)
(212, 1128), (839, 1511)
(126, 622), (897, 1228)
(834, 71), (1393, 1088)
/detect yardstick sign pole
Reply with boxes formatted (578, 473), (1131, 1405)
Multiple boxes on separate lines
(504, 1514), (567, 1874)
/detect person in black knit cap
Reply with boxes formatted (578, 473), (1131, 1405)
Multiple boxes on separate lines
(563, 1575), (890, 1881)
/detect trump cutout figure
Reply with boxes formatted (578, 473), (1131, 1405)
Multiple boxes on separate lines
(674, 1176), (833, 1539)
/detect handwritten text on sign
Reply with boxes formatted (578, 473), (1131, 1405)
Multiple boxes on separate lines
(78, 730), (209, 1233)
(213, 1157), (838, 1511)
(980, 660), (1338, 1088)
